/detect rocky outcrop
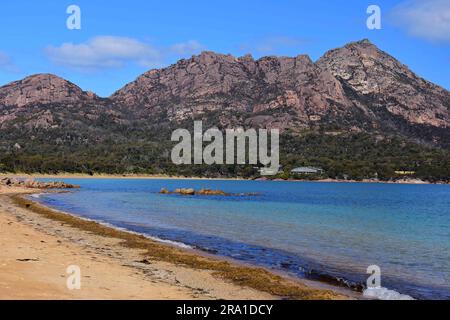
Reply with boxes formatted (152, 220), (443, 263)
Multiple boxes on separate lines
(159, 188), (259, 197)
(317, 39), (450, 129)
(0, 73), (129, 136)
(0, 74), (99, 108)
(110, 51), (351, 130)
(160, 188), (225, 196)
(174, 188), (196, 195)
(0, 177), (80, 189)
(197, 188), (227, 196)
(159, 188), (170, 194)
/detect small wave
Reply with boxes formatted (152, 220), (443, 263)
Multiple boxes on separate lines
(30, 199), (194, 251)
(363, 287), (415, 300)
(89, 221), (194, 250)
(146, 235), (193, 249)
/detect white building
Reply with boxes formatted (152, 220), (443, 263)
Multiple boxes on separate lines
(291, 167), (324, 175)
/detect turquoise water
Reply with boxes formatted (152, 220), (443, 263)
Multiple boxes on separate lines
(35, 179), (450, 299)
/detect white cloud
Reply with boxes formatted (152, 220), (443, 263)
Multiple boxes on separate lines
(239, 36), (308, 56)
(45, 36), (205, 71)
(391, 0), (450, 42)
(0, 51), (19, 73)
(169, 40), (205, 55)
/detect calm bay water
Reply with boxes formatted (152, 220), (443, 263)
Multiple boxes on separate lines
(35, 179), (450, 299)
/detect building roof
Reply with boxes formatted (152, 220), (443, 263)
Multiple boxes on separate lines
(291, 167), (323, 173)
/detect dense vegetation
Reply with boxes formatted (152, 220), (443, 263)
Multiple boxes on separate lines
(1, 122), (449, 182)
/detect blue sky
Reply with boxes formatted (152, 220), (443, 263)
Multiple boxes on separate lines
(0, 0), (449, 96)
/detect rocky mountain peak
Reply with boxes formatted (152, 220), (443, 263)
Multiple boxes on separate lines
(0, 73), (98, 108)
(317, 40), (450, 128)
(356, 38), (372, 44)
(238, 54), (255, 62)
(195, 51), (237, 63)
(1, 40), (448, 145)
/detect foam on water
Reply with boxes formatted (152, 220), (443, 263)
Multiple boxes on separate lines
(363, 287), (415, 300)
(106, 223), (194, 249)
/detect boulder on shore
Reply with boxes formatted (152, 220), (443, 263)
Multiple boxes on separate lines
(0, 177), (79, 189)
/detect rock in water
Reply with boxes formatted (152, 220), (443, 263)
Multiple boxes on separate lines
(159, 188), (170, 194)
(197, 189), (227, 196)
(173, 188), (196, 195)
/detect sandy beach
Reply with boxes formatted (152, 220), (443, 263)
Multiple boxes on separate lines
(0, 184), (349, 300)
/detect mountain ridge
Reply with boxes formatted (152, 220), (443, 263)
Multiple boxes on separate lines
(0, 36), (449, 180)
(0, 39), (449, 153)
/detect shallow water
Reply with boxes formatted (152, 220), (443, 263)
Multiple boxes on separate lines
(35, 179), (450, 299)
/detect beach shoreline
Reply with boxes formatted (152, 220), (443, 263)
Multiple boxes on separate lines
(1, 172), (447, 185)
(0, 185), (352, 300)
